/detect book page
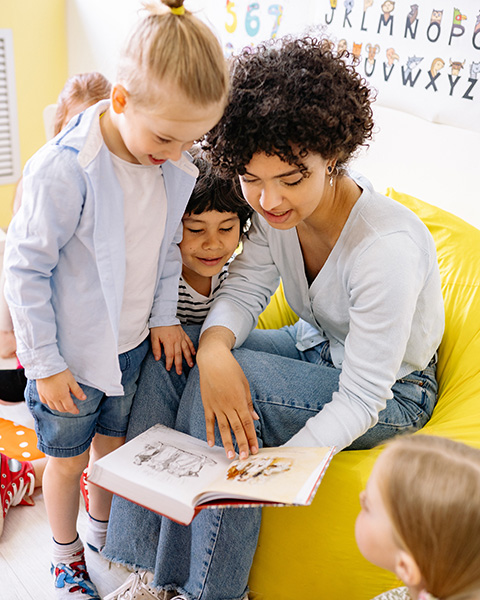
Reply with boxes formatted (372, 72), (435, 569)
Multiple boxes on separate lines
(197, 446), (333, 506)
(89, 424), (231, 520)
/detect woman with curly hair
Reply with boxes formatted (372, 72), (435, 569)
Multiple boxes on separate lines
(195, 34), (444, 466)
(104, 35), (444, 600)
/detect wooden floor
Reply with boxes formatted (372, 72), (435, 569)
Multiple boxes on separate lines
(0, 400), (132, 599)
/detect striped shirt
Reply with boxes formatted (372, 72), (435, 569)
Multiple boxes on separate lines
(177, 267), (228, 325)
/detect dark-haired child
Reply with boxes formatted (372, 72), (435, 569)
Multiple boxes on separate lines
(177, 155), (252, 324)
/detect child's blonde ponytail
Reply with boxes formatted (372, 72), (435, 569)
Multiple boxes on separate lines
(117, 0), (227, 108)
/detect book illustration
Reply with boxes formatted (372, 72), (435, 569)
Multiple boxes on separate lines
(226, 456), (293, 483)
(134, 442), (217, 479)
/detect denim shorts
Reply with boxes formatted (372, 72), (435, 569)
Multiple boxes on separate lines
(26, 338), (149, 458)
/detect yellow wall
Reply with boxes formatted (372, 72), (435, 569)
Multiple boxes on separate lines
(0, 0), (68, 229)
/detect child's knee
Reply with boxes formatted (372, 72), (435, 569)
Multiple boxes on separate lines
(48, 451), (89, 478)
(91, 432), (125, 458)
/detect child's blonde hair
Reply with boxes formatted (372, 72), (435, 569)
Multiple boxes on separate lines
(117, 0), (228, 108)
(377, 435), (480, 599)
(54, 72), (111, 136)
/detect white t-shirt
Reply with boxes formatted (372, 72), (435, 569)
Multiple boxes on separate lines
(110, 154), (167, 353)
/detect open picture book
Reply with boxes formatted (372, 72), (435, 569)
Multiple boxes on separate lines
(88, 424), (335, 525)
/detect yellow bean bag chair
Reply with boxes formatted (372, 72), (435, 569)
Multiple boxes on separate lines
(249, 189), (480, 600)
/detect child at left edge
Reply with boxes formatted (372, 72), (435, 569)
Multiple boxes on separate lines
(3, 2), (228, 598)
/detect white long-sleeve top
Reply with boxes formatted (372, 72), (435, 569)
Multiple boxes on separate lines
(201, 173), (445, 451)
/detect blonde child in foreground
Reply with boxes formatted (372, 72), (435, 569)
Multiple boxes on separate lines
(80, 155), (251, 518)
(0, 72), (108, 556)
(3, 1), (227, 597)
(356, 434), (480, 600)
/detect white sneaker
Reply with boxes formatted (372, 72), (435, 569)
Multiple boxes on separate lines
(104, 571), (165, 600)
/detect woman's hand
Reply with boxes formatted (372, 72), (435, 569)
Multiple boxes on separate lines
(197, 327), (259, 460)
(150, 325), (195, 374)
(36, 369), (86, 414)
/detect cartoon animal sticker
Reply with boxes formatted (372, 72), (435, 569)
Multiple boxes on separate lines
(470, 61), (480, 79)
(352, 42), (363, 61)
(378, 0), (395, 34)
(365, 43), (380, 76)
(337, 38), (348, 56)
(449, 59), (465, 77)
(402, 55), (423, 86)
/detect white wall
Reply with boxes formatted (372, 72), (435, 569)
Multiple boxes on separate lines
(66, 0), (222, 81)
(67, 0), (142, 80)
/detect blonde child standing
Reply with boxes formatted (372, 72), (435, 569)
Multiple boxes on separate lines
(355, 434), (480, 600)
(4, 1), (227, 597)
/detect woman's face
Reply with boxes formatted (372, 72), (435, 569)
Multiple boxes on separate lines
(238, 151), (333, 230)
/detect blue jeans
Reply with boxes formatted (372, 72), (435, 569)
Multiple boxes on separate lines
(26, 338), (149, 457)
(103, 324), (438, 600)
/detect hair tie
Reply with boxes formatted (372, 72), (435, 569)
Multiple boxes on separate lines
(170, 5), (185, 15)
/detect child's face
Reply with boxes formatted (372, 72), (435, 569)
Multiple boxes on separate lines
(111, 82), (224, 166)
(179, 210), (241, 285)
(355, 456), (400, 573)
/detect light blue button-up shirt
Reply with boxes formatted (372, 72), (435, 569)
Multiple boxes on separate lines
(4, 100), (198, 396)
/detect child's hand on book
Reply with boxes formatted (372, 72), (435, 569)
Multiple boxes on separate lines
(36, 368), (86, 414)
(150, 325), (195, 375)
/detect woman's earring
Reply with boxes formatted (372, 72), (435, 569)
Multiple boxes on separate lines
(327, 166), (334, 187)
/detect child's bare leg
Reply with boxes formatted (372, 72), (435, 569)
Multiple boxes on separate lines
(87, 433), (125, 521)
(43, 450), (89, 543)
(81, 433), (125, 553)
(31, 456), (48, 487)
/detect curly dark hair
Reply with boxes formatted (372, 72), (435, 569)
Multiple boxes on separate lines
(203, 35), (375, 177)
(186, 154), (253, 236)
